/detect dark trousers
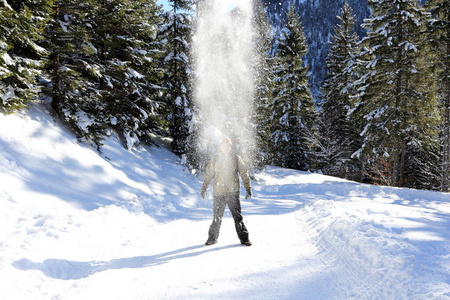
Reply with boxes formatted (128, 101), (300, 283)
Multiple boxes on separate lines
(208, 193), (249, 243)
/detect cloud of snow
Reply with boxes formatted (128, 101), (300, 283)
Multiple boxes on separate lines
(192, 0), (256, 163)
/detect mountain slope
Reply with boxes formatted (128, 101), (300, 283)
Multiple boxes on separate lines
(0, 104), (449, 299)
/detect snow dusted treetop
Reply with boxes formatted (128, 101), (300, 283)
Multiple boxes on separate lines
(167, 0), (193, 11)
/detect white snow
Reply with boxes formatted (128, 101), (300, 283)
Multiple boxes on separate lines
(84, 42), (98, 55)
(104, 75), (114, 88)
(128, 69), (144, 79)
(110, 116), (118, 126)
(59, 66), (71, 72)
(1, 52), (14, 66)
(0, 104), (449, 299)
(1, 85), (15, 103)
(58, 20), (69, 33)
(29, 40), (48, 54)
(1, 0), (12, 10)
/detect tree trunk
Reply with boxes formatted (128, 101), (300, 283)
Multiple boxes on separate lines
(398, 141), (406, 187)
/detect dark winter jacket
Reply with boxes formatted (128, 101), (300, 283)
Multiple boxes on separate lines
(201, 152), (251, 196)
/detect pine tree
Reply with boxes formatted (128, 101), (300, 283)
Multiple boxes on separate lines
(354, 0), (440, 187)
(46, 0), (165, 150)
(425, 0), (450, 192)
(268, 3), (318, 171)
(160, 0), (194, 157)
(320, 1), (361, 180)
(0, 0), (52, 112)
(91, 0), (165, 150)
(47, 0), (106, 146)
(252, 0), (273, 169)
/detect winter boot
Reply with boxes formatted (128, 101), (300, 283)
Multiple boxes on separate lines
(205, 239), (217, 246)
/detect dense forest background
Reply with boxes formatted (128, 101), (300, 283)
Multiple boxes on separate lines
(0, 0), (448, 192)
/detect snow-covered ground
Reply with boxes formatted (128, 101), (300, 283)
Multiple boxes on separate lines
(1, 104), (449, 299)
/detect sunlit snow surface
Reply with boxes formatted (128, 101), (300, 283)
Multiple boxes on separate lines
(0, 104), (449, 299)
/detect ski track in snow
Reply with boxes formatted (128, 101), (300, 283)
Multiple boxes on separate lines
(0, 104), (449, 299)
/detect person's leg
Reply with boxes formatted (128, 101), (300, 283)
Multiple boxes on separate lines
(206, 195), (226, 245)
(227, 193), (250, 244)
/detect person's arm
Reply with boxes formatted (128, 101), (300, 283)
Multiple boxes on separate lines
(201, 157), (215, 198)
(237, 156), (252, 198)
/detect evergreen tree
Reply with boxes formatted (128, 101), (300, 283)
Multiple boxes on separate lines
(268, 3), (318, 171)
(320, 1), (361, 180)
(47, 0), (165, 150)
(252, 0), (273, 169)
(160, 0), (194, 157)
(47, 0), (105, 146)
(354, 0), (440, 187)
(425, 0), (450, 192)
(92, 0), (165, 150)
(0, 0), (52, 112)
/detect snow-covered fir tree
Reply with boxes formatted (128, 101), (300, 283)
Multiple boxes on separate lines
(47, 0), (165, 150)
(160, 0), (194, 157)
(354, 0), (440, 188)
(91, 0), (165, 150)
(0, 0), (51, 111)
(320, 1), (361, 180)
(252, 0), (273, 169)
(425, 0), (450, 192)
(47, 0), (106, 146)
(268, 3), (318, 171)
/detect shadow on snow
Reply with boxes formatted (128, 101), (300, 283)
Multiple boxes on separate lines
(12, 244), (242, 280)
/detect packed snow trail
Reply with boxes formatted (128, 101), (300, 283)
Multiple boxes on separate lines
(1, 105), (449, 299)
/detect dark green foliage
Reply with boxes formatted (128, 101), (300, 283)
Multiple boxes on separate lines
(93, 0), (165, 149)
(268, 3), (318, 171)
(425, 0), (450, 192)
(320, 2), (361, 180)
(47, 0), (165, 149)
(46, 0), (106, 146)
(0, 0), (52, 112)
(252, 0), (273, 169)
(354, 0), (440, 187)
(160, 0), (194, 156)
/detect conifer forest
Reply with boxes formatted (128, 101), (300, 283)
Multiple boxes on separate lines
(1, 0), (449, 192)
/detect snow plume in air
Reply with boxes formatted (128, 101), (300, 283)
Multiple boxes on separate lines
(192, 0), (256, 165)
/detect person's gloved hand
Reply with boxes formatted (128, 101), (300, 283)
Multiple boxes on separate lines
(245, 190), (252, 200)
(201, 189), (207, 199)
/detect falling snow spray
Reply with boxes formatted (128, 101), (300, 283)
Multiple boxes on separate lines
(192, 0), (257, 167)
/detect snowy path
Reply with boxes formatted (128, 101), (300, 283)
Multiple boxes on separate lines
(4, 176), (449, 299)
(2, 187), (324, 299)
(1, 105), (449, 299)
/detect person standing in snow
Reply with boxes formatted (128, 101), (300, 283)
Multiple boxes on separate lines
(201, 137), (252, 246)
